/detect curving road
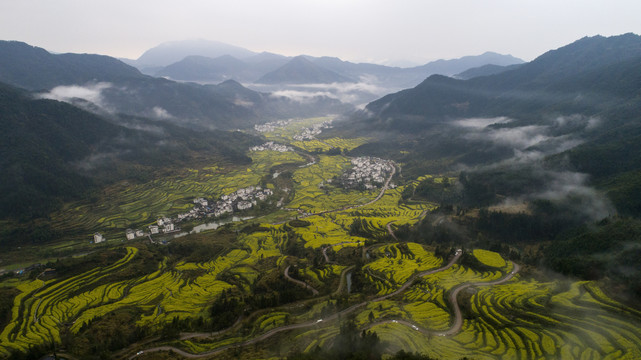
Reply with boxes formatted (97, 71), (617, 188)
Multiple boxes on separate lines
(127, 249), (464, 359)
(366, 262), (521, 336)
(284, 265), (320, 296)
(386, 220), (399, 241)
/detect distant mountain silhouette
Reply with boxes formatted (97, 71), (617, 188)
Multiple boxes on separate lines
(308, 52), (524, 88)
(257, 56), (355, 84)
(156, 55), (249, 82)
(132, 39), (257, 67)
(454, 63), (523, 80)
(137, 39), (523, 91)
(414, 52), (524, 77)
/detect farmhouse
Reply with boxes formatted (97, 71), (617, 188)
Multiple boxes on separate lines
(149, 225), (159, 234)
(163, 222), (175, 232)
(94, 233), (105, 243)
(250, 141), (293, 152)
(125, 229), (135, 240)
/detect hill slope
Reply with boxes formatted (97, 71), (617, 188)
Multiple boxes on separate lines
(0, 81), (258, 222)
(155, 55), (249, 82)
(257, 56), (355, 84)
(364, 33), (641, 124)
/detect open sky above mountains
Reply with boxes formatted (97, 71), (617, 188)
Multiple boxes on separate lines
(2, 0), (640, 66)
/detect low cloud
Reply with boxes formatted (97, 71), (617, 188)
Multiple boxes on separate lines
(152, 106), (173, 119)
(38, 82), (113, 110)
(72, 150), (130, 171)
(271, 90), (337, 103)
(453, 117), (511, 129)
(454, 116), (613, 221)
(233, 98), (254, 107)
(255, 78), (396, 106)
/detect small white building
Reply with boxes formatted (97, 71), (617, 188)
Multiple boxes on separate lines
(135, 230), (144, 237)
(164, 223), (175, 232)
(237, 201), (253, 211)
(125, 229), (135, 240)
(149, 225), (159, 234)
(94, 233), (104, 243)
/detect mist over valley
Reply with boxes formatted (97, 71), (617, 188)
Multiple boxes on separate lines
(1, 7), (641, 358)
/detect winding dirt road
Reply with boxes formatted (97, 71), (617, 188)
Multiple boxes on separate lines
(366, 262), (521, 336)
(284, 265), (320, 296)
(386, 221), (399, 241)
(126, 250), (469, 359)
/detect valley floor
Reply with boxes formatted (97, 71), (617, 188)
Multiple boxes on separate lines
(1, 117), (641, 360)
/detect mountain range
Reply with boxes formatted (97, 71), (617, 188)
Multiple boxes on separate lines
(128, 39), (524, 89)
(0, 41), (351, 131)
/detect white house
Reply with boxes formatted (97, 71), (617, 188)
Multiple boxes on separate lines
(149, 225), (159, 234)
(125, 229), (135, 240)
(135, 230), (144, 237)
(164, 223), (175, 232)
(94, 233), (104, 243)
(236, 201), (253, 211)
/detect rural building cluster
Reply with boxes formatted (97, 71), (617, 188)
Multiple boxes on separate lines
(250, 141), (293, 152)
(92, 187), (274, 243)
(254, 119), (292, 132)
(292, 120), (333, 141)
(176, 186), (274, 221)
(337, 156), (395, 190)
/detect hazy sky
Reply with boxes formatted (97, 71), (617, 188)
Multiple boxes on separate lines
(2, 0), (640, 65)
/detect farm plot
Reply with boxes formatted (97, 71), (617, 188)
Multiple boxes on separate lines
(473, 249), (507, 269)
(365, 243), (443, 294)
(353, 272), (641, 360)
(290, 215), (366, 249)
(287, 155), (376, 213)
(0, 247), (138, 356)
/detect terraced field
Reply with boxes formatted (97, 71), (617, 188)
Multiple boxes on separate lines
(2, 118), (641, 359)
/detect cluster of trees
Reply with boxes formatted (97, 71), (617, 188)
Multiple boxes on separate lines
(543, 217), (641, 298)
(60, 307), (150, 359)
(287, 320), (382, 360)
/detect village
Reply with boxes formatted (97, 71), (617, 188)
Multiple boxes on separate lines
(249, 141), (293, 152)
(254, 119), (293, 133)
(93, 186), (274, 243)
(335, 156), (396, 190)
(292, 120), (333, 141)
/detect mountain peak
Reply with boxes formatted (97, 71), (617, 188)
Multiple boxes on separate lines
(136, 39), (257, 67)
